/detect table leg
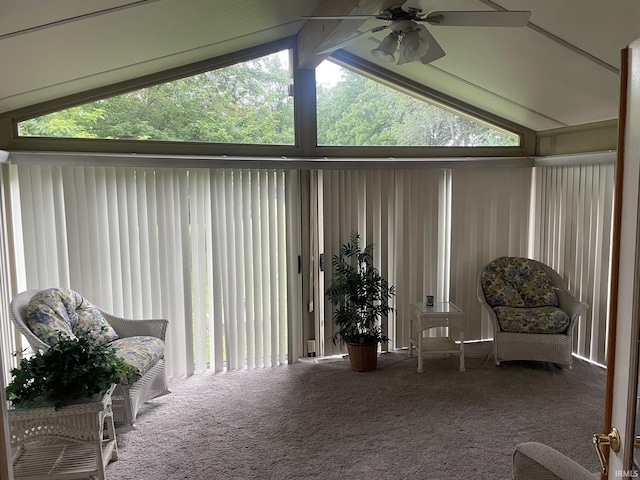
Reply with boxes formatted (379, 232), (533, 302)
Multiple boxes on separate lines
(459, 329), (465, 372)
(408, 316), (414, 357)
(417, 328), (424, 373)
(96, 443), (106, 480)
(105, 411), (118, 461)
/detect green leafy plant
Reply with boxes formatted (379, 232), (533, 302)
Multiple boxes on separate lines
(326, 231), (395, 345)
(6, 329), (136, 410)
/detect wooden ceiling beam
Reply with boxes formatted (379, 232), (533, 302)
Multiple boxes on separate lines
(297, 0), (388, 70)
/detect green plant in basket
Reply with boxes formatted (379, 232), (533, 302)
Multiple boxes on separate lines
(6, 329), (136, 410)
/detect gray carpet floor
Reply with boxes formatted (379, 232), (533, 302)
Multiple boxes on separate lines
(107, 342), (606, 480)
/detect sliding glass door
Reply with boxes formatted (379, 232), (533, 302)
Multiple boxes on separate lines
(10, 163), (301, 377)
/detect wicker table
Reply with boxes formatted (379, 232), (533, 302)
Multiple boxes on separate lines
(8, 385), (118, 480)
(409, 301), (466, 373)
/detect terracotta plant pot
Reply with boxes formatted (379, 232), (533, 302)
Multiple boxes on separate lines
(346, 342), (378, 372)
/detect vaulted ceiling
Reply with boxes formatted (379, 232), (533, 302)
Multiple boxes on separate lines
(1, 0), (639, 134)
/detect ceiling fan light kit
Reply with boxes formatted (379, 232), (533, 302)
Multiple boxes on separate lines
(304, 1), (531, 65)
(371, 32), (399, 63)
(398, 28), (430, 65)
(372, 19), (431, 66)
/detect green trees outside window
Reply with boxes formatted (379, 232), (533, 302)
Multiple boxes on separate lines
(19, 52), (294, 145)
(17, 52), (518, 148)
(316, 62), (518, 147)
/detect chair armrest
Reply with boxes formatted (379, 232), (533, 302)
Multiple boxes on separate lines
(10, 289), (51, 352)
(100, 311), (168, 341)
(556, 290), (589, 322)
(477, 275), (502, 335)
(513, 442), (598, 480)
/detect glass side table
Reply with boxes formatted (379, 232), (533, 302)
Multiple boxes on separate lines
(8, 385), (118, 480)
(409, 301), (466, 373)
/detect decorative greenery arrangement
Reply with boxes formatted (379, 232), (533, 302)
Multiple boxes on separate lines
(6, 329), (135, 410)
(326, 231), (395, 345)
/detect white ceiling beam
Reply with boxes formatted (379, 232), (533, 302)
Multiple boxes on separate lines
(297, 0), (388, 70)
(0, 1), (162, 40)
(478, 0), (618, 74)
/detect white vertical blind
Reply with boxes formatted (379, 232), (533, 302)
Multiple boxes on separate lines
(393, 169), (449, 347)
(5, 157), (612, 371)
(10, 163), (295, 377)
(190, 169), (209, 374)
(154, 169), (191, 378)
(0, 165), (17, 385)
(18, 165), (69, 287)
(197, 169), (292, 371)
(320, 169), (447, 355)
(285, 170), (303, 363)
(449, 167), (532, 342)
(532, 163), (613, 364)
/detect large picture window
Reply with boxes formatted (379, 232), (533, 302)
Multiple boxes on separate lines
(17, 50), (295, 145)
(316, 60), (518, 147)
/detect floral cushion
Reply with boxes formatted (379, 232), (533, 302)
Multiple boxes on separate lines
(26, 288), (119, 346)
(481, 257), (559, 308)
(110, 336), (164, 377)
(494, 306), (570, 334)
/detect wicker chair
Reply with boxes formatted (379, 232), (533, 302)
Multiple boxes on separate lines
(10, 289), (170, 431)
(477, 257), (588, 367)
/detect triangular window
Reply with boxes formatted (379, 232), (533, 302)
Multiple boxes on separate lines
(18, 50), (295, 145)
(316, 60), (518, 147)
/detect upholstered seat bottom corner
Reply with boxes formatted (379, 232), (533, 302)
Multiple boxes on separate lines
(110, 335), (165, 377)
(494, 305), (570, 334)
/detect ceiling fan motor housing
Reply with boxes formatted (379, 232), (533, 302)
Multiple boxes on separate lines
(382, 4), (425, 22)
(390, 19), (420, 36)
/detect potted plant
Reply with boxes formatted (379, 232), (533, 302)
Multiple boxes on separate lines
(6, 329), (135, 410)
(326, 231), (395, 371)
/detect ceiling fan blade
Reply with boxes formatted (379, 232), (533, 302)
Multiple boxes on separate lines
(415, 25), (446, 64)
(424, 11), (531, 27)
(317, 25), (389, 55)
(401, 0), (424, 12)
(299, 14), (386, 21)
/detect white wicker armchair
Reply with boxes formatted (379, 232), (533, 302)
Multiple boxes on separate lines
(477, 257), (588, 367)
(10, 289), (170, 431)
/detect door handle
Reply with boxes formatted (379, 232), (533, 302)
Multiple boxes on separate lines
(593, 428), (620, 474)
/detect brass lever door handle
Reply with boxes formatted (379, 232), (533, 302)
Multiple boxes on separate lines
(593, 428), (621, 475)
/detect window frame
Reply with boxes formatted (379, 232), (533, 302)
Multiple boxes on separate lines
(16, 48), (298, 147)
(0, 36), (535, 160)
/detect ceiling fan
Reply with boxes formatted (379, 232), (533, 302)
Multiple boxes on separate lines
(301, 1), (531, 65)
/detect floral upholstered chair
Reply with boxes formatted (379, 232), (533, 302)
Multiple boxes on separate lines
(477, 257), (588, 367)
(10, 288), (170, 431)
